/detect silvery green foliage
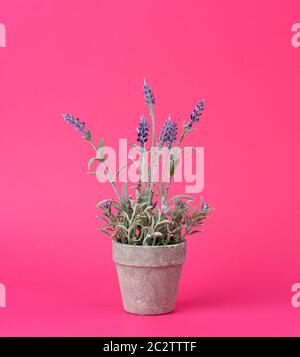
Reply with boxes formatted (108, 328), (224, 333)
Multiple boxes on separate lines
(97, 191), (211, 245)
(64, 81), (211, 246)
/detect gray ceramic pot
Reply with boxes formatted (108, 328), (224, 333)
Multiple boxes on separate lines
(112, 239), (186, 315)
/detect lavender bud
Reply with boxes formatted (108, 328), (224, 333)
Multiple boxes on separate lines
(187, 99), (205, 129)
(102, 201), (110, 210)
(175, 200), (185, 209)
(159, 117), (178, 149)
(201, 200), (210, 211)
(143, 80), (155, 106)
(137, 116), (150, 147)
(63, 113), (90, 140)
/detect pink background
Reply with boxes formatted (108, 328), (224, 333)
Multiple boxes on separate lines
(1, 0), (300, 336)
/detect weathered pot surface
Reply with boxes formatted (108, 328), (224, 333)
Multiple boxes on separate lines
(112, 239), (186, 315)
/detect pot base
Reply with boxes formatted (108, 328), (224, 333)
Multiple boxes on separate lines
(116, 264), (183, 315)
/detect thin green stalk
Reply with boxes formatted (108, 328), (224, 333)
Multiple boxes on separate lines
(165, 127), (189, 199)
(165, 173), (172, 200)
(150, 106), (156, 148)
(140, 147), (146, 182)
(88, 138), (121, 200)
(148, 105), (156, 201)
(161, 148), (171, 197)
(148, 147), (162, 202)
(177, 127), (188, 146)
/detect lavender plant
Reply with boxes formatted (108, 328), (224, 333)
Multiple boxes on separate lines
(64, 81), (212, 245)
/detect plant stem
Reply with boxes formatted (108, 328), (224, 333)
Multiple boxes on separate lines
(148, 147), (162, 202)
(89, 140), (98, 152)
(161, 148), (170, 197)
(165, 127), (188, 200)
(165, 176), (172, 200)
(140, 147), (146, 182)
(88, 138), (121, 200)
(177, 127), (188, 146)
(148, 105), (156, 201)
(148, 106), (155, 184)
(150, 106), (156, 148)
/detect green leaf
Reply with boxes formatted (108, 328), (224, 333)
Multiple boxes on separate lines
(122, 182), (128, 198)
(168, 195), (196, 203)
(88, 158), (95, 170)
(88, 157), (106, 171)
(169, 160), (174, 177)
(96, 199), (111, 207)
(174, 158), (180, 170)
(169, 156), (180, 177)
(96, 228), (111, 237)
(97, 138), (105, 159)
(95, 158), (106, 163)
(96, 215), (109, 223)
(112, 161), (129, 181)
(156, 219), (170, 225)
(169, 154), (175, 176)
(99, 138), (104, 149)
(84, 130), (91, 140)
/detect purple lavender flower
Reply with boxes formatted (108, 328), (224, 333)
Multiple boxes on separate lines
(201, 200), (210, 211)
(143, 80), (155, 106)
(175, 200), (185, 209)
(187, 100), (205, 129)
(102, 201), (110, 210)
(159, 117), (178, 149)
(63, 113), (90, 139)
(137, 116), (149, 147)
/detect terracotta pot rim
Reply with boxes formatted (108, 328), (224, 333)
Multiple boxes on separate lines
(112, 239), (186, 267)
(112, 239), (186, 248)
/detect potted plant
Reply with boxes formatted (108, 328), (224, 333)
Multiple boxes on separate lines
(63, 80), (212, 315)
